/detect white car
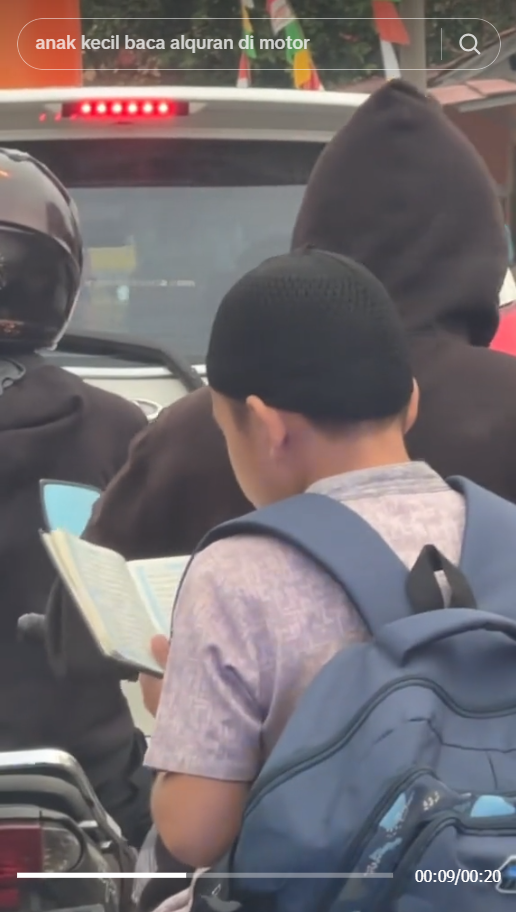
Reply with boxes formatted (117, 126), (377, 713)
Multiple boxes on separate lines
(0, 84), (367, 411)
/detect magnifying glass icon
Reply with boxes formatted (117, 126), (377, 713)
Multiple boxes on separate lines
(459, 34), (480, 55)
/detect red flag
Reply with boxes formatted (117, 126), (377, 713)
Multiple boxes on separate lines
(372, 1), (410, 45)
(299, 66), (323, 91)
(237, 52), (251, 87)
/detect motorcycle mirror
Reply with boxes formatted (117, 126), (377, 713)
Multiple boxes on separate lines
(40, 480), (101, 536)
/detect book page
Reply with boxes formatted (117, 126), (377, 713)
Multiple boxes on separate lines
(43, 533), (85, 618)
(42, 530), (165, 674)
(129, 555), (190, 634)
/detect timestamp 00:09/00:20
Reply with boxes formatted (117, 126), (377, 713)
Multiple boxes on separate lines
(415, 869), (502, 885)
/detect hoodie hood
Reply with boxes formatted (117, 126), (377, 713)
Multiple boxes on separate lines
(292, 80), (507, 346)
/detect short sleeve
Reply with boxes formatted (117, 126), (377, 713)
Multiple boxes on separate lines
(145, 541), (270, 782)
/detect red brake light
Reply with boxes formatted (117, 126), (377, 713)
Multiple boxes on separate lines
(0, 824), (42, 909)
(0, 886), (19, 909)
(62, 100), (189, 119)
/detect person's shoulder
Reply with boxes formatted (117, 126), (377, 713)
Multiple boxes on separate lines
(197, 531), (297, 564)
(128, 386), (225, 471)
(177, 534), (306, 643)
(435, 343), (516, 431)
(187, 532), (319, 596)
(146, 387), (215, 444)
(462, 346), (516, 434)
(463, 342), (516, 379)
(54, 367), (146, 429)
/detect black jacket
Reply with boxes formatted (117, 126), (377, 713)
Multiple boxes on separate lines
(0, 356), (145, 778)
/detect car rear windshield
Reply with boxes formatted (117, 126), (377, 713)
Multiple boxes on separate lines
(15, 138), (324, 365)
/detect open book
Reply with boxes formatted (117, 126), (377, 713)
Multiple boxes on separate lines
(42, 529), (190, 676)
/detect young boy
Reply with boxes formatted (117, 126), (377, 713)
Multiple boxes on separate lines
(143, 248), (466, 871)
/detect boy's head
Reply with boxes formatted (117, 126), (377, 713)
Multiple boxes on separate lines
(207, 249), (418, 507)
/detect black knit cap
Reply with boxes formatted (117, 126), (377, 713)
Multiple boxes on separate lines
(206, 249), (414, 423)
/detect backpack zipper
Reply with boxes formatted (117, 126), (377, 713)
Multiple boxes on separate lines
(310, 768), (431, 912)
(384, 807), (516, 904)
(227, 769), (431, 912)
(320, 793), (516, 912)
(341, 768), (429, 870)
(246, 677), (516, 815)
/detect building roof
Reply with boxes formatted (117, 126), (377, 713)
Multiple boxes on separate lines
(431, 79), (516, 107)
(339, 75), (516, 109)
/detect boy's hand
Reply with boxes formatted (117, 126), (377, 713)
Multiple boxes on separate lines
(139, 635), (170, 718)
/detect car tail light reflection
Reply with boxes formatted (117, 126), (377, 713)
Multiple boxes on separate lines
(62, 99), (189, 119)
(0, 823), (42, 909)
(0, 822), (82, 908)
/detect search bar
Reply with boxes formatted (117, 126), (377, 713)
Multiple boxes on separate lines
(14, 16), (502, 75)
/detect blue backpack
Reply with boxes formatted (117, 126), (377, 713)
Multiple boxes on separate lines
(191, 476), (516, 912)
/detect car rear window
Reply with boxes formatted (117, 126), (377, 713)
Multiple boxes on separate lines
(15, 138), (324, 365)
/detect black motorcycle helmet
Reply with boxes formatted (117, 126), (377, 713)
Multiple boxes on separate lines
(0, 148), (83, 351)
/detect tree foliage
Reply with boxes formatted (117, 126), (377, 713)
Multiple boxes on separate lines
(80, 0), (516, 87)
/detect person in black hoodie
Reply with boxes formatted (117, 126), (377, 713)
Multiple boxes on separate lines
(292, 79), (515, 499)
(0, 148), (148, 845)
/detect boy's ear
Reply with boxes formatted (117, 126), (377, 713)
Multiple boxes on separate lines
(247, 396), (289, 452)
(403, 379), (419, 433)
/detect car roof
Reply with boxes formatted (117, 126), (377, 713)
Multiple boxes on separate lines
(0, 85), (368, 143)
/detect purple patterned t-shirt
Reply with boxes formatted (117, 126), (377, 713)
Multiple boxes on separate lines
(145, 461), (465, 781)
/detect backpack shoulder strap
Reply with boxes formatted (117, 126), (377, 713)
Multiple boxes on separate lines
(448, 475), (516, 620)
(198, 492), (413, 635)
